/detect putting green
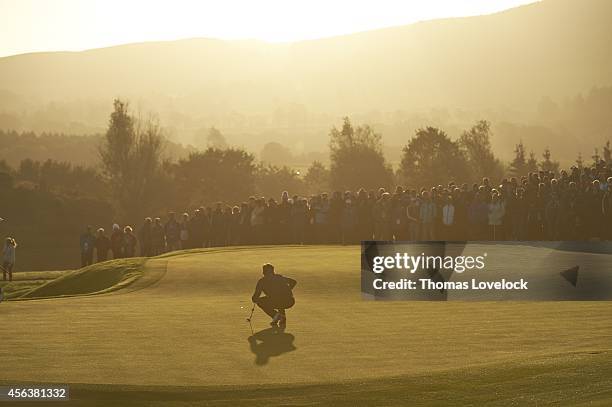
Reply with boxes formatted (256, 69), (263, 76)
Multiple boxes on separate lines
(0, 246), (611, 406)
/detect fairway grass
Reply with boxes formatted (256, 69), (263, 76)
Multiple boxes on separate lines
(0, 246), (611, 406)
(13, 350), (611, 406)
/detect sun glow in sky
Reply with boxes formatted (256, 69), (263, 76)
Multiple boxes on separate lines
(0, 0), (537, 57)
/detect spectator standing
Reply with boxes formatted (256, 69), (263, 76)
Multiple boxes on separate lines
(164, 212), (181, 252)
(122, 226), (138, 257)
(544, 193), (561, 240)
(179, 213), (190, 249)
(210, 203), (225, 247)
(250, 198), (266, 244)
(469, 192), (489, 240)
(80, 226), (95, 267)
(151, 217), (165, 255)
(441, 195), (455, 240)
(329, 191), (344, 244)
(139, 217), (153, 256)
(488, 193), (505, 240)
(110, 223), (124, 259)
(2, 237), (17, 281)
(291, 198), (308, 244)
(419, 191), (436, 240)
(341, 192), (356, 244)
(278, 192), (292, 244)
(406, 191), (420, 241)
(95, 228), (111, 262)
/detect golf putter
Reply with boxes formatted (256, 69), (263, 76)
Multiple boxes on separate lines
(246, 303), (255, 322)
(248, 319), (254, 336)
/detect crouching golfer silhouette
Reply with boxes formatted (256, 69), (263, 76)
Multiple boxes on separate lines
(252, 263), (296, 328)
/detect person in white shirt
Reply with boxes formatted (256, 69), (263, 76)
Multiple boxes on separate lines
(488, 193), (506, 240)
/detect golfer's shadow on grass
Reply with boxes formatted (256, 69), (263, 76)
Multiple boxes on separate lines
(248, 327), (296, 365)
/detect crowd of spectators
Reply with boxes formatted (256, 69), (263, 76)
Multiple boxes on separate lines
(79, 161), (612, 266)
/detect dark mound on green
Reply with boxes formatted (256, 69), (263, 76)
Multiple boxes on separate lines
(18, 258), (145, 299)
(0, 270), (67, 300)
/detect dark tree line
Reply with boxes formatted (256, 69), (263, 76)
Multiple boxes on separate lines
(3, 103), (610, 220)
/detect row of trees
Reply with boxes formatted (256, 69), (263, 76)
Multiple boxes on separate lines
(79, 100), (612, 215)
(326, 117), (607, 192)
(96, 100), (319, 219)
(5, 99), (611, 223)
(0, 129), (192, 168)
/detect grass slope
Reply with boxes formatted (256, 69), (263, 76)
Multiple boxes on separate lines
(0, 270), (68, 300)
(0, 246), (610, 406)
(16, 258), (146, 300)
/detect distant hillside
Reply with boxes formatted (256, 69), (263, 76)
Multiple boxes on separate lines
(0, 0), (610, 161)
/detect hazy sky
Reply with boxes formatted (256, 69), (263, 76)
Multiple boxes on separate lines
(0, 0), (538, 57)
